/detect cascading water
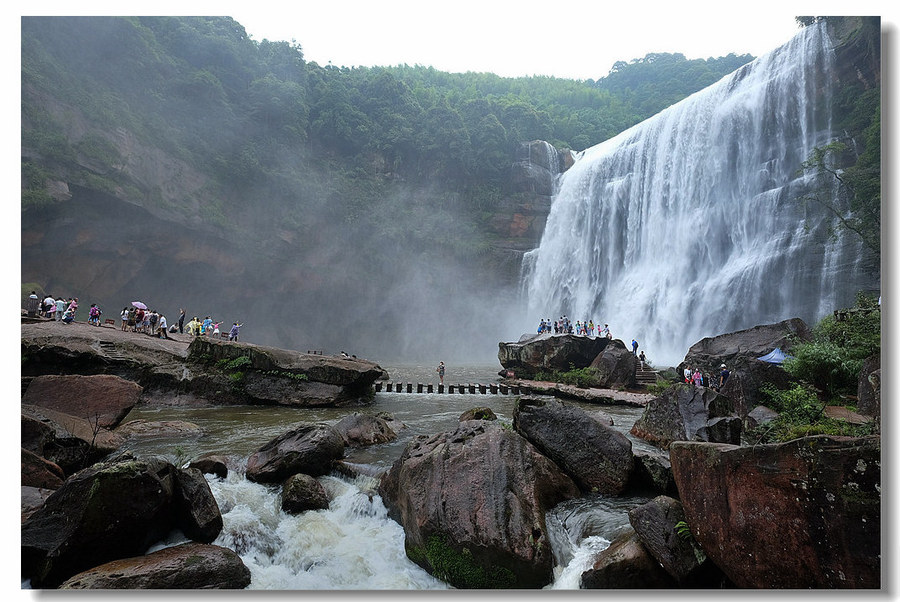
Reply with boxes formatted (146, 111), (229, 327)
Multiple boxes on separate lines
(522, 22), (873, 366)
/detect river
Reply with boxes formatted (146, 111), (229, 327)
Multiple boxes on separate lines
(119, 363), (654, 590)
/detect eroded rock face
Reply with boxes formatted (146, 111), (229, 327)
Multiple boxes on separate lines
(378, 420), (580, 589)
(589, 341), (638, 389)
(498, 333), (611, 378)
(245, 423), (345, 483)
(513, 396), (634, 494)
(669, 436), (881, 588)
(630, 384), (740, 448)
(580, 528), (676, 589)
(58, 543), (251, 589)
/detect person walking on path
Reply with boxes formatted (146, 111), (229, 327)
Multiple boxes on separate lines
(157, 313), (169, 339)
(228, 321), (243, 341)
(631, 339), (639, 356)
(436, 361), (445, 385)
(718, 364), (730, 389)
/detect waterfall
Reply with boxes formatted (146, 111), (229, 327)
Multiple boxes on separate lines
(522, 22), (872, 367)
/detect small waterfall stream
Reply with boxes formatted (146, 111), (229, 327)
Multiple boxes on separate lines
(522, 22), (871, 366)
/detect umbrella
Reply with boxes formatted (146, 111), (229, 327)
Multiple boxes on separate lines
(131, 301), (147, 310)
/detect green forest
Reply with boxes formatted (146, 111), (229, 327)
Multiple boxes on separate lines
(21, 15), (756, 255)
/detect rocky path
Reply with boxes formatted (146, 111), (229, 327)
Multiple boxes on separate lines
(513, 379), (654, 407)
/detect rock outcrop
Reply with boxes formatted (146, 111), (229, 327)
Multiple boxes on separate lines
(498, 333), (611, 378)
(580, 529), (676, 589)
(21, 321), (387, 408)
(669, 436), (881, 588)
(22, 374), (142, 429)
(332, 412), (400, 447)
(378, 419), (580, 588)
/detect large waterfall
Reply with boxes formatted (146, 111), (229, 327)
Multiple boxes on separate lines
(522, 22), (873, 367)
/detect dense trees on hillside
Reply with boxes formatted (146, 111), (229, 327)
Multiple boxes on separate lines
(22, 16), (758, 218)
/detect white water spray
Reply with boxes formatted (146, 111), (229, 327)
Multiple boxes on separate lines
(523, 23), (872, 366)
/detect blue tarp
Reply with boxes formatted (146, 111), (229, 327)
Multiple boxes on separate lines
(758, 347), (791, 364)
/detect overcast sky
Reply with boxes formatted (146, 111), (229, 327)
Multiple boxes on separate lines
(227, 1), (893, 81)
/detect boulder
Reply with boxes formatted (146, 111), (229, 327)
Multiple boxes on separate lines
(745, 405), (779, 432)
(628, 496), (720, 586)
(631, 450), (678, 497)
(116, 419), (202, 439)
(332, 412), (399, 447)
(173, 468), (224, 543)
(22, 447), (65, 490)
(22, 453), (178, 588)
(677, 318), (811, 385)
(22, 374), (142, 429)
(245, 423), (345, 483)
(22, 486), (55, 523)
(21, 405), (125, 476)
(58, 543), (251, 589)
(716, 360), (794, 418)
(630, 384), (740, 448)
(378, 420), (579, 588)
(281, 473), (329, 514)
(670, 436), (881, 588)
(498, 333), (610, 378)
(588, 341), (638, 388)
(580, 528), (677, 589)
(458, 407), (497, 421)
(189, 454), (229, 479)
(513, 396), (634, 494)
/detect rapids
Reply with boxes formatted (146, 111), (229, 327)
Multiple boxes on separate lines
(118, 363), (651, 590)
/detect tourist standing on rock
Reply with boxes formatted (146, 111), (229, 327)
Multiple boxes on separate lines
(638, 350), (646, 367)
(55, 297), (66, 321)
(88, 304), (101, 326)
(67, 298), (78, 320)
(120, 308), (129, 331)
(437, 361), (445, 385)
(632, 339), (639, 355)
(43, 294), (55, 317)
(718, 364), (730, 389)
(228, 321), (242, 341)
(26, 291), (39, 317)
(178, 308), (186, 334)
(692, 369), (703, 387)
(157, 313), (168, 339)
(202, 316), (213, 336)
(684, 365), (692, 383)
(601, 324), (611, 339)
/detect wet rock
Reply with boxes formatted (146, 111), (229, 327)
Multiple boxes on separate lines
(513, 396), (634, 494)
(588, 341), (638, 388)
(58, 542), (251, 589)
(332, 412), (399, 447)
(628, 495), (720, 586)
(580, 528), (676, 589)
(116, 419), (202, 438)
(246, 423), (344, 483)
(189, 454), (229, 479)
(21, 486), (55, 523)
(173, 467), (223, 543)
(22, 453), (178, 588)
(670, 436), (881, 588)
(281, 473), (329, 514)
(378, 420), (579, 588)
(631, 450), (677, 497)
(458, 407), (497, 421)
(21, 405), (125, 475)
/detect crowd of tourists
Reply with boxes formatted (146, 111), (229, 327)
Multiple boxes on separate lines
(25, 292), (243, 342)
(537, 316), (612, 338)
(682, 364), (730, 390)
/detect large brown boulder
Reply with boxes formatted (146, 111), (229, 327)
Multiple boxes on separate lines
(378, 420), (580, 588)
(630, 384), (741, 448)
(173, 468), (224, 544)
(513, 396), (634, 494)
(58, 543), (251, 589)
(670, 436), (881, 588)
(22, 374), (142, 429)
(280, 473), (329, 514)
(498, 333), (611, 378)
(245, 423), (345, 483)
